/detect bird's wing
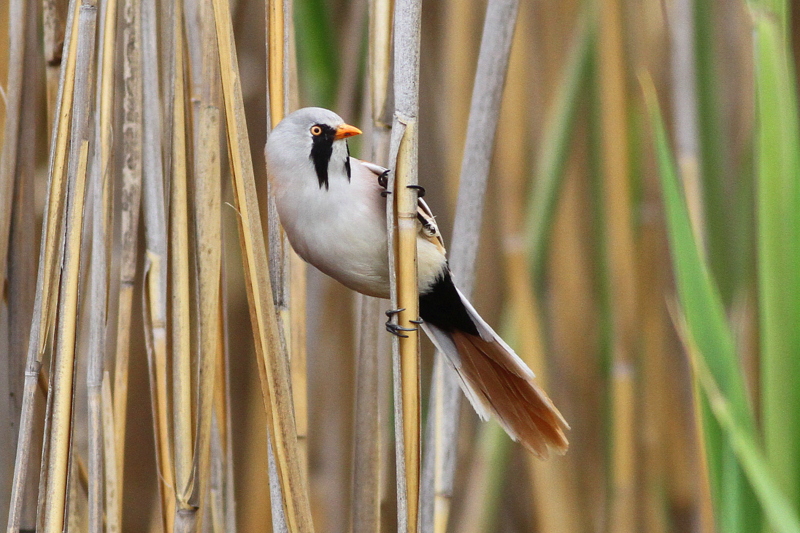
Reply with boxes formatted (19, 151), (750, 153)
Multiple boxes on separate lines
(416, 197), (446, 255)
(360, 159), (447, 256)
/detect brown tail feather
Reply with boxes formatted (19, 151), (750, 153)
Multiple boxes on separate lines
(451, 330), (569, 458)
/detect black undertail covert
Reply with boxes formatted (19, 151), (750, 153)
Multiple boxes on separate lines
(419, 270), (479, 336)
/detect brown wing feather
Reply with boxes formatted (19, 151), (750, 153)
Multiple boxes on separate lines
(451, 330), (569, 458)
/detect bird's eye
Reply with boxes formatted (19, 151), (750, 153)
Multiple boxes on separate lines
(310, 125), (323, 136)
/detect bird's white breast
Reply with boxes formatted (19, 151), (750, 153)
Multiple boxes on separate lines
(267, 155), (446, 299)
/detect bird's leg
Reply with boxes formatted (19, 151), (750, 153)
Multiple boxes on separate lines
(379, 170), (391, 197)
(385, 308), (418, 338)
(406, 184), (425, 197)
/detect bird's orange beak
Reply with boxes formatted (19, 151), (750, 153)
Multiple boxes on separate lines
(334, 123), (362, 140)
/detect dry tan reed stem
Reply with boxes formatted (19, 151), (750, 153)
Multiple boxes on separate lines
(0, 0), (30, 521)
(391, 122), (421, 533)
(90, 0), (118, 525)
(101, 372), (120, 533)
(41, 138), (89, 533)
(188, 89), (222, 531)
(98, 0), (117, 184)
(369, 0), (392, 124)
(212, 0), (314, 528)
(266, 0), (286, 128)
(5, 2), (80, 530)
(139, 0), (174, 527)
(42, 3), (96, 531)
(289, 251), (309, 472)
(388, 0), (423, 530)
(264, 0), (294, 526)
(438, 0), (478, 207)
(351, 295), (384, 533)
(5, 7), (41, 527)
(0, 0), (28, 295)
(668, 0), (705, 249)
(350, 4), (393, 530)
(599, 0), (638, 528)
(496, 6), (580, 530)
(422, 3), (519, 531)
(170, 3), (194, 523)
(112, 0), (143, 517)
(143, 255), (176, 532)
(41, 0), (65, 130)
(186, 6), (223, 526)
(86, 3), (113, 523)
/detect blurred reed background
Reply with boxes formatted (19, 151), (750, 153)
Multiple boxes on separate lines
(0, 0), (797, 530)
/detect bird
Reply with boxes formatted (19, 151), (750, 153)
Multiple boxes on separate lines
(265, 107), (569, 458)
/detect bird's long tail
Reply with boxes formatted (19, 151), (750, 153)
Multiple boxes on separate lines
(420, 273), (569, 458)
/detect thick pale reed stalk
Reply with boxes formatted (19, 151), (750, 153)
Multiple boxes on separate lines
(387, 2), (423, 530)
(349, 1), (392, 530)
(437, 0), (480, 207)
(186, 0), (222, 519)
(41, 137), (90, 533)
(41, 9), (97, 530)
(91, 0), (118, 526)
(0, 0), (28, 309)
(112, 0), (142, 520)
(265, 0), (308, 526)
(212, 0), (315, 528)
(169, 2), (194, 526)
(86, 2), (115, 527)
(351, 295), (384, 533)
(101, 372), (120, 533)
(598, 0), (638, 528)
(668, 0), (704, 247)
(139, 0), (174, 527)
(421, 3), (519, 532)
(5, 6), (41, 527)
(41, 0), (65, 130)
(5, 2), (80, 530)
(495, 5), (581, 531)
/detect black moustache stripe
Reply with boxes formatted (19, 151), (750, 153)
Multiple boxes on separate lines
(310, 124), (336, 189)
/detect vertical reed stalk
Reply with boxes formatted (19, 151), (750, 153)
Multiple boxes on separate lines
(350, 2), (392, 529)
(101, 372), (120, 532)
(0, 0), (32, 522)
(187, 0), (222, 520)
(211, 0), (314, 528)
(169, 1), (194, 525)
(41, 0), (65, 130)
(422, 3), (519, 532)
(40, 7), (97, 527)
(5, 1), (80, 529)
(41, 137), (90, 532)
(86, 1), (114, 525)
(139, 0), (174, 526)
(5, 4), (41, 527)
(265, 0), (305, 524)
(669, 0), (704, 248)
(598, 0), (638, 527)
(496, 5), (580, 530)
(112, 0), (142, 518)
(0, 0), (27, 305)
(387, 2), (423, 530)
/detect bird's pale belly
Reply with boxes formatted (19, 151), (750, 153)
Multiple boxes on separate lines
(285, 219), (446, 299)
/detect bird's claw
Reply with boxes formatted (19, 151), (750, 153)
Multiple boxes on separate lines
(378, 170), (389, 189)
(385, 308), (419, 337)
(407, 184), (425, 197)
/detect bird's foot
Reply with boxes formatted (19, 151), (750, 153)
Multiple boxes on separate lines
(385, 308), (418, 338)
(406, 184), (425, 197)
(378, 170), (390, 197)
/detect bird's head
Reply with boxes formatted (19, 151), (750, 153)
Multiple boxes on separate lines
(266, 107), (362, 190)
